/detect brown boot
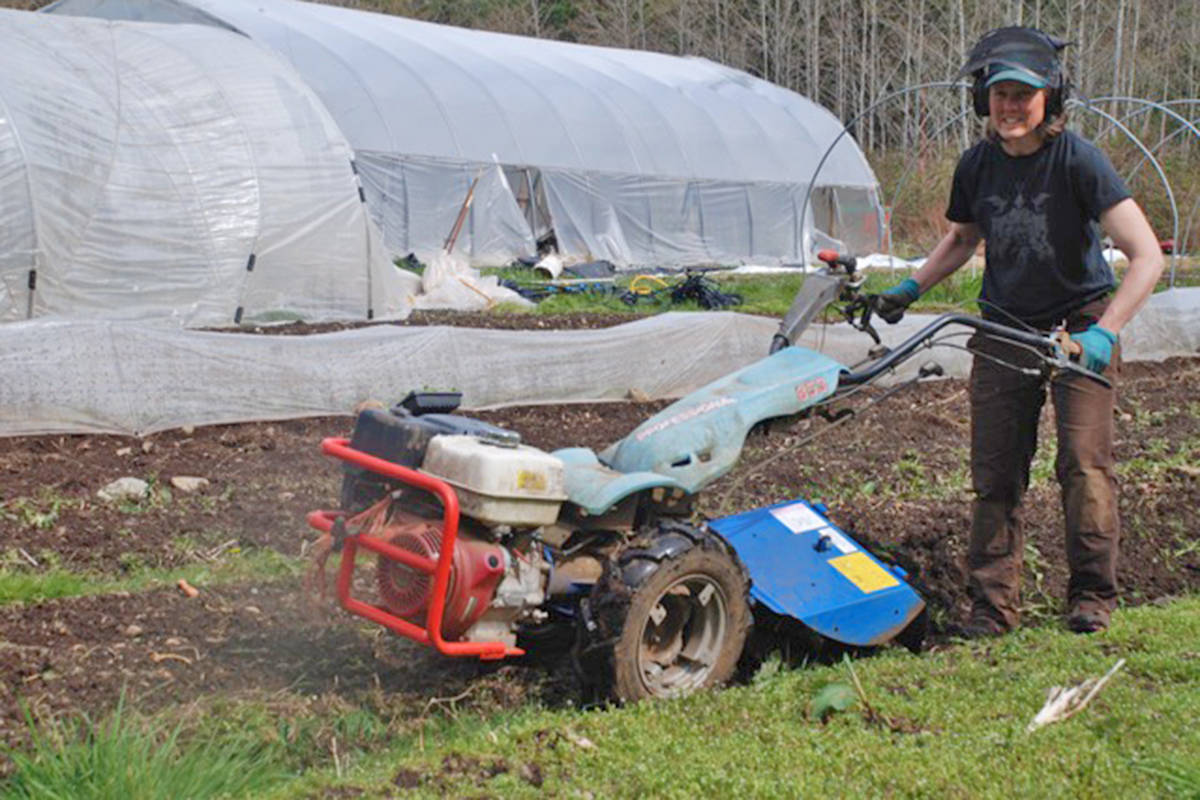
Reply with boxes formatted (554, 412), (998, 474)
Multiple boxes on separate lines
(1066, 607), (1110, 634)
(950, 612), (1008, 640)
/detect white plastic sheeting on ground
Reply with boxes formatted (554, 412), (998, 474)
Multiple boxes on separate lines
(0, 313), (775, 437)
(0, 10), (418, 326)
(48, 0), (883, 268)
(2, 290), (1196, 438)
(411, 252), (533, 312)
(1120, 287), (1200, 359)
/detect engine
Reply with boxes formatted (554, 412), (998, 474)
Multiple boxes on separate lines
(339, 399), (568, 646)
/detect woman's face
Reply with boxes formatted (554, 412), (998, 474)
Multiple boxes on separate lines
(988, 81), (1047, 152)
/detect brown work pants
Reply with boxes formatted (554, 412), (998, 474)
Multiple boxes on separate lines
(967, 307), (1121, 631)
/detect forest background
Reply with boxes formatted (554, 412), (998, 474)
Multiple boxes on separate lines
(6, 0), (1200, 252)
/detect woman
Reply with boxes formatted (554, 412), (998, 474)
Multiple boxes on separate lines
(876, 26), (1164, 636)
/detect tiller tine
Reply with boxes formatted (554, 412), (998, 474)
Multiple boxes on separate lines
(305, 496), (392, 611)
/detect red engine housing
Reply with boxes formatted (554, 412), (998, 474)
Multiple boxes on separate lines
(375, 517), (506, 639)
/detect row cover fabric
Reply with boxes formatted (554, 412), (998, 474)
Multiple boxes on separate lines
(0, 313), (780, 436)
(0, 9), (418, 326)
(47, 0), (883, 268)
(2, 290), (1196, 438)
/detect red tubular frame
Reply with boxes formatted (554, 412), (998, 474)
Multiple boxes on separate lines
(307, 437), (522, 660)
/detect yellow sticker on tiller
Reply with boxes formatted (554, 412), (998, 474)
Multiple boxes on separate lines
(516, 470), (547, 491)
(828, 552), (900, 593)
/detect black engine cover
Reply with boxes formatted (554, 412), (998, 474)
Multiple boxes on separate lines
(340, 407), (516, 513)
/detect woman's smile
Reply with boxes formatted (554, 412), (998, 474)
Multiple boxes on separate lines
(989, 81), (1047, 155)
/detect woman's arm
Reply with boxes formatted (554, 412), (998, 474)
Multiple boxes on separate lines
(911, 221), (984, 293)
(1097, 198), (1164, 334)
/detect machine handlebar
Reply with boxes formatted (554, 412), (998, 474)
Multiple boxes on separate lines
(802, 252), (1110, 389)
(775, 251), (1108, 387)
(812, 251), (884, 346)
(837, 312), (1112, 389)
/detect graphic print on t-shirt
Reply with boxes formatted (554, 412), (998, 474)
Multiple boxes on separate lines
(984, 190), (1054, 266)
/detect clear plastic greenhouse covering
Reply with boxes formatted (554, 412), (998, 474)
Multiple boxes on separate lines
(46, 0), (884, 269)
(0, 9), (419, 326)
(2, 290), (1197, 438)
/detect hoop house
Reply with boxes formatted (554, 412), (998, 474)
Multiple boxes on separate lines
(47, 0), (883, 268)
(0, 9), (417, 326)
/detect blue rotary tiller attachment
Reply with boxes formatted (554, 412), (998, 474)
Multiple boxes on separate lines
(709, 499), (924, 647)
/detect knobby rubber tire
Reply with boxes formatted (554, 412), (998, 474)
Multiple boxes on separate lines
(581, 519), (752, 702)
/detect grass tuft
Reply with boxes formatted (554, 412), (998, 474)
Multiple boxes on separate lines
(2, 696), (287, 800)
(0, 547), (300, 606)
(1132, 757), (1200, 798)
(0, 568), (89, 605)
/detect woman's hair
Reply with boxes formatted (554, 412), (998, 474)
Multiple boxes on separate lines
(983, 89), (1069, 143)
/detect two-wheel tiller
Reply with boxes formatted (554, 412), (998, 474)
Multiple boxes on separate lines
(307, 252), (1106, 701)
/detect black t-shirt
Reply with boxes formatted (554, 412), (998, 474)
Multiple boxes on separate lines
(946, 130), (1130, 325)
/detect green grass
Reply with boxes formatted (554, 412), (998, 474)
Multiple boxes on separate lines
(5, 595), (1197, 798)
(472, 253), (1200, 324)
(486, 265), (992, 319)
(482, 266), (804, 316)
(1133, 758), (1200, 798)
(286, 596), (1200, 799)
(0, 547), (301, 606)
(2, 696), (287, 800)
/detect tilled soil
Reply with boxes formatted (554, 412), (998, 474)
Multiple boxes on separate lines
(2, 311), (1197, 753)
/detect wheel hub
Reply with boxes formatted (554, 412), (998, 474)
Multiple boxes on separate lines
(636, 573), (728, 697)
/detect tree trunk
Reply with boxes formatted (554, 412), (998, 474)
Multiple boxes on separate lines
(957, 0), (968, 149)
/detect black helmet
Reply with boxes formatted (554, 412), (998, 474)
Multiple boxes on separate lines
(960, 26), (1070, 117)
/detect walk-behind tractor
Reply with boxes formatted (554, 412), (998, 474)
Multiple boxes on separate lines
(307, 252), (1106, 702)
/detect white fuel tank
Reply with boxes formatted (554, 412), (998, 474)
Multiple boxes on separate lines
(421, 435), (567, 527)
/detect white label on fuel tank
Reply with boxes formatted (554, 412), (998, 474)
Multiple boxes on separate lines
(770, 502), (826, 533)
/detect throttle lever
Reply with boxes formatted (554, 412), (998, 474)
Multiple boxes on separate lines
(1055, 328), (1083, 360)
(1050, 328), (1111, 388)
(817, 249), (857, 273)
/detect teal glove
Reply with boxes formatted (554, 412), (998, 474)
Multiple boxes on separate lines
(1072, 324), (1118, 374)
(874, 278), (921, 324)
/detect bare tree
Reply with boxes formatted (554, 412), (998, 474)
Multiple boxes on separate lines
(341, 0), (1196, 156)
